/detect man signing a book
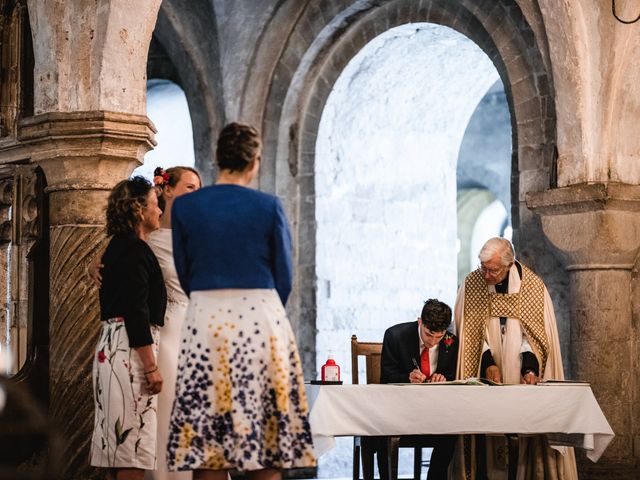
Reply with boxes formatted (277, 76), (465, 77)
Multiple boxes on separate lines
(375, 299), (458, 479)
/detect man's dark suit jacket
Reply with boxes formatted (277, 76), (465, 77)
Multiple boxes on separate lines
(380, 321), (459, 384)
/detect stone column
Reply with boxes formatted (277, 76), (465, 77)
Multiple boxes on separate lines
(19, 111), (156, 478)
(527, 183), (640, 478)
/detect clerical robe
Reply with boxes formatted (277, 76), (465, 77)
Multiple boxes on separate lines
(452, 262), (578, 480)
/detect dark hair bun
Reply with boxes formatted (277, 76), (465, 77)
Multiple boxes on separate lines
(216, 122), (261, 173)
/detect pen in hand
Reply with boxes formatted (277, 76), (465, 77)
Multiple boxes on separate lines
(412, 357), (420, 371)
(412, 358), (426, 383)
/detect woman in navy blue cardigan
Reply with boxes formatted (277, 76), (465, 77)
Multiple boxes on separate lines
(167, 123), (315, 480)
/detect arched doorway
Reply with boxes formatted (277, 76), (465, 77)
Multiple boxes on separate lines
(314, 19), (501, 396)
(261, 0), (562, 384)
(457, 79), (513, 284)
(313, 21), (511, 476)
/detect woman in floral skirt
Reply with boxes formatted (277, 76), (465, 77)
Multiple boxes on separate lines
(89, 165), (201, 480)
(90, 176), (167, 480)
(167, 123), (316, 480)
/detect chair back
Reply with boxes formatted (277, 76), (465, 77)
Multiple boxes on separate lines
(350, 335), (382, 384)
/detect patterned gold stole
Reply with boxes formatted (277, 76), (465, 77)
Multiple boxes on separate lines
(461, 263), (549, 379)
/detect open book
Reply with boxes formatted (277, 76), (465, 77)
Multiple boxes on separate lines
(389, 378), (491, 386)
(391, 378), (590, 386)
(538, 379), (590, 386)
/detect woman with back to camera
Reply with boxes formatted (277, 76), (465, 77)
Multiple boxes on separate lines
(90, 176), (166, 480)
(167, 123), (316, 480)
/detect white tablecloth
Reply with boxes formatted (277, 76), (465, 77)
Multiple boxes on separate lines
(307, 384), (614, 462)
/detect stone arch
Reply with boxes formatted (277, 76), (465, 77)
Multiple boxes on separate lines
(260, 0), (562, 376)
(151, 0), (226, 183)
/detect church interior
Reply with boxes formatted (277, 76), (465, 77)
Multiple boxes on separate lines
(0, 0), (638, 478)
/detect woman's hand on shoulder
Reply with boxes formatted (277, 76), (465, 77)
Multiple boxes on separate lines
(87, 248), (106, 287)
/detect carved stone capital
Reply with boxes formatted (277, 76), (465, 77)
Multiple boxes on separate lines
(526, 183), (640, 270)
(17, 111), (156, 224)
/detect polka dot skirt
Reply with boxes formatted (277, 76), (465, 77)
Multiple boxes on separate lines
(167, 289), (316, 472)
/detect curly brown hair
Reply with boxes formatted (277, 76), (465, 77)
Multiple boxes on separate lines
(157, 166), (202, 211)
(216, 122), (262, 172)
(106, 176), (155, 237)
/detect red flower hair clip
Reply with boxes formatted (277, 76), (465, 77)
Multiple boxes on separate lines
(153, 167), (170, 187)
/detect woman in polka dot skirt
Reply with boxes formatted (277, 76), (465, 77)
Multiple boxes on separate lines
(167, 122), (316, 480)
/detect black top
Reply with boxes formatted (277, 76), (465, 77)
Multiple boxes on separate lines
(99, 235), (167, 348)
(380, 321), (459, 383)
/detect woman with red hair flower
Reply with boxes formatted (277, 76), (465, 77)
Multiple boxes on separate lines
(149, 165), (201, 480)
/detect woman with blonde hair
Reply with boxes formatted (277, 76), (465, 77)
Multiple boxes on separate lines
(149, 165), (201, 480)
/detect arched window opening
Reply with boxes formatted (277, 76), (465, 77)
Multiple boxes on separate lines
(457, 79), (512, 283)
(457, 188), (510, 284)
(133, 79), (195, 179)
(0, 0), (34, 139)
(314, 23), (511, 477)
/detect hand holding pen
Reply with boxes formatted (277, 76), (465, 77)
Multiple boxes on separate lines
(409, 357), (427, 383)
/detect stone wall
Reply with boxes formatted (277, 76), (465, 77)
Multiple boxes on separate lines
(3, 0), (638, 477)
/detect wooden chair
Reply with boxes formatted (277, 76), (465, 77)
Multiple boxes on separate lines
(351, 335), (382, 480)
(350, 335), (424, 480)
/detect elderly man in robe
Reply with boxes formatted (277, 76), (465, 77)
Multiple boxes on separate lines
(452, 237), (577, 480)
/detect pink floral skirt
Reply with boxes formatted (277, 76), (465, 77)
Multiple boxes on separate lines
(90, 318), (160, 469)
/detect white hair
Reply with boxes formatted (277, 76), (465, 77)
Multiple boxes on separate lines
(478, 237), (515, 266)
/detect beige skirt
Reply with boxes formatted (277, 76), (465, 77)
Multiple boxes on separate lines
(167, 289), (316, 472)
(90, 318), (160, 469)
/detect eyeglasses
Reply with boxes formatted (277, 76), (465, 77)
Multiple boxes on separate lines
(478, 263), (505, 276)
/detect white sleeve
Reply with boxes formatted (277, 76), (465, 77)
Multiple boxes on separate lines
(520, 334), (533, 354)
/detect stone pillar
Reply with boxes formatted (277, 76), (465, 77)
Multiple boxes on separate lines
(19, 111), (156, 478)
(527, 183), (640, 478)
